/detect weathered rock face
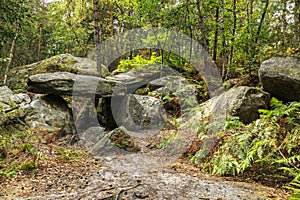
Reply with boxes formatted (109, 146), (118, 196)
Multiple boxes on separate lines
(27, 72), (125, 97)
(0, 86), (75, 137)
(25, 94), (76, 136)
(111, 94), (166, 133)
(186, 86), (271, 125)
(89, 126), (140, 156)
(259, 57), (300, 101)
(7, 53), (110, 92)
(107, 70), (163, 93)
(147, 75), (206, 116)
(0, 86), (31, 126)
(79, 126), (105, 150)
(148, 76), (189, 92)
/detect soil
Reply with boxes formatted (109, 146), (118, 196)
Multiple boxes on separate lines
(0, 135), (290, 200)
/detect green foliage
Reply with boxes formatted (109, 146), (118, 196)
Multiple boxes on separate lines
(157, 132), (178, 149)
(191, 98), (300, 180)
(54, 146), (87, 162)
(288, 179), (300, 200)
(114, 52), (162, 73)
(0, 125), (38, 178)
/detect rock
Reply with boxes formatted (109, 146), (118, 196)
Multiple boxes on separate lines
(25, 94), (76, 136)
(186, 86), (270, 125)
(180, 86), (270, 160)
(148, 76), (189, 92)
(79, 126), (105, 150)
(95, 97), (117, 129)
(147, 76), (206, 116)
(0, 86), (31, 125)
(0, 86), (13, 96)
(112, 94), (166, 133)
(259, 57), (300, 101)
(107, 70), (162, 93)
(0, 86), (76, 139)
(27, 72), (125, 97)
(7, 53), (110, 91)
(90, 126), (140, 156)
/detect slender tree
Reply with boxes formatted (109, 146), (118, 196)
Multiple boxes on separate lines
(255, 0), (269, 43)
(4, 0), (23, 85)
(196, 0), (209, 53)
(93, 0), (102, 75)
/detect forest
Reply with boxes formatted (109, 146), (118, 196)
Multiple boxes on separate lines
(0, 0), (300, 199)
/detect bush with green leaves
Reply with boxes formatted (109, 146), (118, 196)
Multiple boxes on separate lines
(191, 98), (300, 186)
(114, 52), (162, 74)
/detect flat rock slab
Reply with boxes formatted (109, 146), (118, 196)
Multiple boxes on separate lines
(27, 72), (126, 97)
(107, 70), (163, 93)
(27, 70), (167, 97)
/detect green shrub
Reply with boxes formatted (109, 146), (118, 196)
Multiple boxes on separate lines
(114, 52), (162, 73)
(191, 98), (300, 180)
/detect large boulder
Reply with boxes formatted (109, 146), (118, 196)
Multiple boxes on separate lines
(89, 126), (140, 156)
(185, 86), (271, 125)
(111, 94), (166, 133)
(25, 94), (76, 136)
(27, 72), (125, 97)
(258, 57), (300, 101)
(179, 86), (270, 159)
(7, 53), (110, 92)
(0, 86), (75, 138)
(0, 86), (31, 125)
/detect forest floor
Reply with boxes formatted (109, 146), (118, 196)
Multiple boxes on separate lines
(0, 134), (290, 200)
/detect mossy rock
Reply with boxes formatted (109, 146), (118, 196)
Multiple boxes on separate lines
(7, 54), (110, 92)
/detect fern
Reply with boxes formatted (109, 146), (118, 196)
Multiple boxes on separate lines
(191, 98), (300, 183)
(287, 179), (300, 200)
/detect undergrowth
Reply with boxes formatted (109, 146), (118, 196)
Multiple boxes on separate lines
(0, 124), (86, 179)
(190, 97), (300, 198)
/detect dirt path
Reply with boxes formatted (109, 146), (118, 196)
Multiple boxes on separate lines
(0, 142), (288, 200)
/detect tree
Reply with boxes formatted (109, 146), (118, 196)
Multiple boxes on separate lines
(3, 0), (24, 85)
(93, 0), (101, 74)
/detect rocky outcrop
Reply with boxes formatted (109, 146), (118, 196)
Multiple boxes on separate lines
(27, 72), (125, 97)
(25, 94), (76, 136)
(7, 53), (110, 92)
(0, 86), (31, 126)
(0, 86), (75, 137)
(259, 57), (300, 101)
(112, 94), (166, 133)
(186, 86), (270, 125)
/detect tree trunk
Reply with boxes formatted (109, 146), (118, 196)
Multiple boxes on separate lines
(294, 0), (300, 43)
(38, 25), (42, 61)
(213, 6), (219, 61)
(93, 0), (102, 75)
(4, 1), (23, 85)
(220, 0), (227, 79)
(255, 0), (269, 44)
(196, 0), (209, 53)
(229, 0), (237, 66)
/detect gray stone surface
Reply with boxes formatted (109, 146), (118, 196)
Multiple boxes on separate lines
(7, 53), (110, 91)
(186, 86), (271, 125)
(259, 57), (300, 101)
(25, 94), (76, 136)
(90, 126), (140, 156)
(112, 94), (166, 133)
(27, 72), (125, 97)
(0, 86), (31, 125)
